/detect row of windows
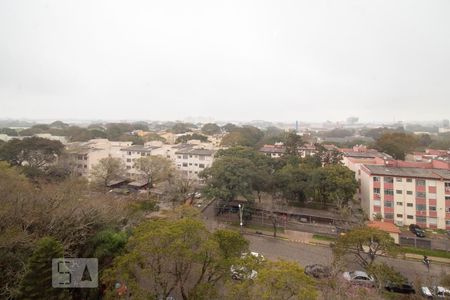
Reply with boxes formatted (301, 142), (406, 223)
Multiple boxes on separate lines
(178, 155), (208, 160)
(383, 214), (437, 224)
(377, 200), (439, 211)
(374, 188), (423, 197)
(372, 177), (449, 187)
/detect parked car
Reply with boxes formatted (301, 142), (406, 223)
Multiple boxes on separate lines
(409, 224), (426, 237)
(342, 271), (375, 287)
(304, 264), (331, 279)
(421, 286), (433, 299)
(385, 282), (415, 294)
(230, 266), (258, 280)
(230, 252), (264, 281)
(429, 286), (450, 298)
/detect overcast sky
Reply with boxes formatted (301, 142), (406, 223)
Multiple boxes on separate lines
(1, 0), (449, 123)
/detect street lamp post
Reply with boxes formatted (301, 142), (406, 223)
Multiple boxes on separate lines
(238, 204), (244, 234)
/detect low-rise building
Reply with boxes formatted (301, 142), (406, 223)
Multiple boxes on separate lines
(360, 164), (450, 230)
(259, 142), (317, 158)
(174, 145), (216, 180)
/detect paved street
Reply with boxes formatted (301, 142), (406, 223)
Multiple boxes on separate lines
(202, 201), (450, 284)
(246, 234), (449, 284)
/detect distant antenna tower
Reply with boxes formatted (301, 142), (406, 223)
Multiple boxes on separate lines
(295, 120), (299, 132)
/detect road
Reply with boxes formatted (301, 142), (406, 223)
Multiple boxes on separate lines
(246, 234), (449, 284)
(202, 201), (450, 283)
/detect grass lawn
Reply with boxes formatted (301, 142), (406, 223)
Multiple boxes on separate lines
(312, 234), (336, 242)
(401, 246), (450, 259)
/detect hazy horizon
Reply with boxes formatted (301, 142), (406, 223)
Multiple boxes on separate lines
(1, 0), (450, 122)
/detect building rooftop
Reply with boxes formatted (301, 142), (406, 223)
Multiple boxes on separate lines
(363, 164), (450, 180)
(121, 145), (158, 152)
(175, 148), (216, 156)
(368, 221), (401, 234)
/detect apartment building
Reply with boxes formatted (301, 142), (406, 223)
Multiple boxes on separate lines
(120, 145), (161, 178)
(360, 165), (450, 230)
(67, 139), (132, 178)
(259, 143), (317, 158)
(174, 146), (216, 179)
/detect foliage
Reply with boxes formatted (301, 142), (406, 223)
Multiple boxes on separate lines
(366, 262), (405, 289)
(228, 260), (317, 300)
(200, 156), (258, 203)
(134, 156), (172, 188)
(0, 127), (18, 136)
(284, 131), (304, 157)
(221, 126), (264, 147)
(333, 227), (398, 268)
(0, 137), (64, 168)
(83, 229), (128, 266)
(201, 123), (222, 135)
(91, 157), (126, 186)
(170, 122), (195, 134)
(17, 237), (70, 300)
(102, 216), (249, 300)
(175, 133), (209, 143)
(374, 132), (418, 160)
(401, 246), (450, 259)
(0, 163), (130, 298)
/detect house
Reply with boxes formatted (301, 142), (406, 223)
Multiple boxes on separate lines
(368, 221), (401, 244)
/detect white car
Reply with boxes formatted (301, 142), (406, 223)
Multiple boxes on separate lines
(230, 265), (258, 280)
(429, 286), (450, 298)
(421, 286), (433, 299)
(342, 271), (375, 287)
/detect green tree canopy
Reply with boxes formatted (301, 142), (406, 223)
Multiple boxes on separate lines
(91, 157), (126, 186)
(201, 123), (221, 135)
(374, 132), (418, 160)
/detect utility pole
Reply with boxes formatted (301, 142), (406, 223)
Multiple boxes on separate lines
(239, 204), (244, 234)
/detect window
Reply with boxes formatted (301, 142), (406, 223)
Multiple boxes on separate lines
(384, 177), (394, 183)
(373, 188), (380, 194)
(199, 155), (205, 161)
(384, 189), (394, 195)
(445, 182), (450, 188)
(194, 163), (198, 166)
(177, 156), (181, 159)
(396, 178), (402, 182)
(127, 158), (131, 162)
(416, 216), (426, 223)
(373, 200), (381, 206)
(141, 152), (145, 156)
(373, 177), (380, 182)
(446, 220), (450, 225)
(189, 163), (192, 166)
(126, 166), (131, 169)
(407, 215), (414, 219)
(406, 178), (412, 183)
(128, 151), (131, 155)
(182, 163), (188, 167)
(407, 203), (413, 207)
(416, 192), (426, 198)
(416, 179), (425, 186)
(428, 217), (437, 225)
(428, 180), (436, 187)
(396, 201), (403, 206)
(396, 190), (402, 194)
(183, 155), (188, 159)
(407, 191), (413, 195)
(384, 201), (393, 208)
(446, 196), (450, 200)
(416, 204), (426, 211)
(384, 213), (394, 219)
(429, 206), (436, 211)
(199, 164), (205, 168)
(396, 214), (403, 218)
(189, 155), (193, 158)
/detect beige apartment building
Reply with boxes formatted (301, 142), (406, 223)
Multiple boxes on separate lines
(360, 165), (450, 230)
(67, 139), (132, 179)
(174, 146), (216, 180)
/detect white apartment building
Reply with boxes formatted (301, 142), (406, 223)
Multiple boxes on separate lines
(360, 165), (450, 230)
(174, 146), (216, 180)
(67, 139), (132, 179)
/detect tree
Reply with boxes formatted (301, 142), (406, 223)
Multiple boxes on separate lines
(228, 261), (317, 300)
(284, 131), (304, 157)
(134, 156), (172, 188)
(274, 164), (310, 204)
(375, 132), (418, 160)
(102, 215), (249, 300)
(17, 237), (70, 300)
(333, 227), (399, 268)
(310, 164), (357, 208)
(366, 262), (404, 290)
(0, 127), (18, 136)
(91, 157), (126, 186)
(170, 122), (194, 134)
(314, 143), (343, 166)
(0, 137), (64, 169)
(175, 133), (209, 144)
(201, 123), (221, 135)
(200, 156), (257, 204)
(221, 126), (264, 148)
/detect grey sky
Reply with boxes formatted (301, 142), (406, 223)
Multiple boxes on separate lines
(1, 0), (449, 123)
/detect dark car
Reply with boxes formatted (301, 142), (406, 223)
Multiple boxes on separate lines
(385, 282), (415, 294)
(409, 224), (426, 237)
(304, 264), (331, 279)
